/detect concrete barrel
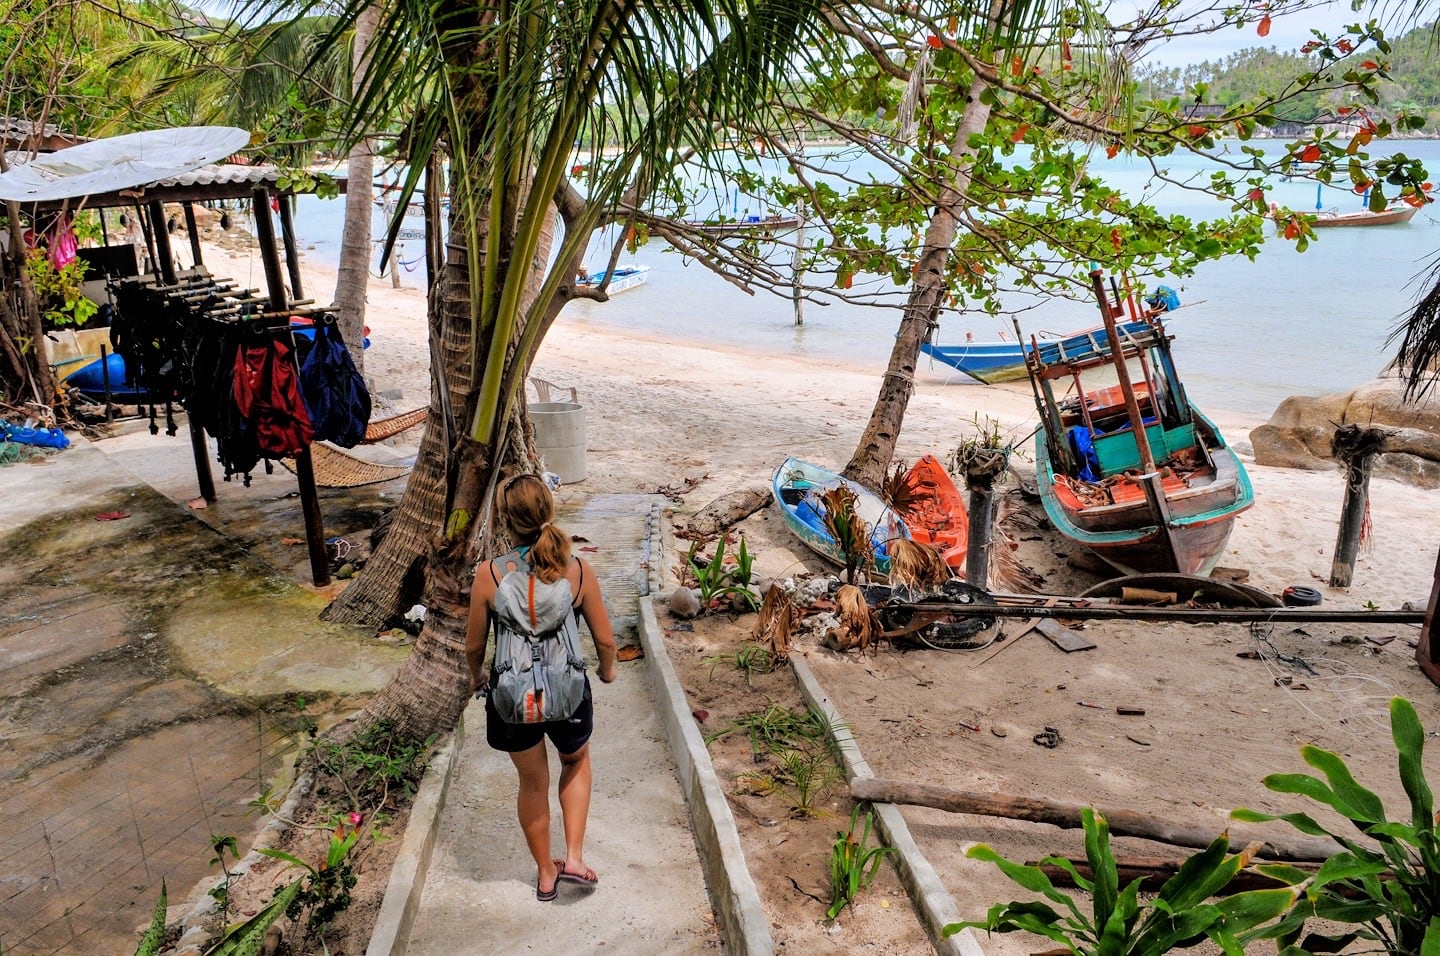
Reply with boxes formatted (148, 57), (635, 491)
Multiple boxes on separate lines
(529, 401), (587, 483)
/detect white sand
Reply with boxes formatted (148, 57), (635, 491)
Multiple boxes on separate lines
(207, 240), (1440, 611)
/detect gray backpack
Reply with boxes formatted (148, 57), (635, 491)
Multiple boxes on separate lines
(490, 551), (588, 724)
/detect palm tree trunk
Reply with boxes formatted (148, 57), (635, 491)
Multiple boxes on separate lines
(332, 2), (379, 375)
(322, 197), (558, 629)
(843, 75), (993, 489)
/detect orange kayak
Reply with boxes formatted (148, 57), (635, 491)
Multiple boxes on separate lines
(902, 455), (969, 573)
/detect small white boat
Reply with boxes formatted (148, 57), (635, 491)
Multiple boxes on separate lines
(576, 263), (650, 295)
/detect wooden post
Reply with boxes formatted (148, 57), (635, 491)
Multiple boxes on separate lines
(147, 200), (178, 284)
(963, 446), (1008, 587)
(1330, 425), (1382, 588)
(966, 484), (993, 588)
(188, 415), (217, 503)
(1416, 548), (1440, 688)
(254, 187), (330, 587)
(182, 201), (203, 268)
(1088, 268), (1155, 472)
(1139, 472), (1180, 572)
(791, 201), (805, 327)
(276, 194), (305, 299)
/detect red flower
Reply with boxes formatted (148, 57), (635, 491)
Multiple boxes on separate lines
(927, 34), (943, 49)
(1299, 144), (1321, 163)
(1283, 219), (1301, 240)
(349, 811), (364, 826)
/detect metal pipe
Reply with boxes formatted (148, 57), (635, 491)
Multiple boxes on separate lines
(880, 601), (1422, 625)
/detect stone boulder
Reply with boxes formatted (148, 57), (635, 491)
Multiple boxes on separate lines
(1249, 368), (1440, 488)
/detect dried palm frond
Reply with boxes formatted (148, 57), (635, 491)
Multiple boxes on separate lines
(753, 583), (795, 661)
(888, 538), (950, 592)
(1387, 253), (1440, 401)
(989, 498), (1045, 594)
(880, 461), (926, 519)
(819, 485), (873, 582)
(829, 584), (878, 654)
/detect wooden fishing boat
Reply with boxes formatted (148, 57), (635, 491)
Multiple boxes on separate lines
(772, 457), (909, 576)
(921, 317), (1154, 384)
(1027, 270), (1253, 576)
(1306, 205), (1418, 228)
(901, 455), (969, 573)
(576, 263), (650, 295)
(1270, 200), (1418, 230)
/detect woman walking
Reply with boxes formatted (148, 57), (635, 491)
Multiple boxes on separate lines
(465, 474), (618, 901)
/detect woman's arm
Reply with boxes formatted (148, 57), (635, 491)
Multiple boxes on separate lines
(464, 562), (495, 693)
(576, 558), (618, 682)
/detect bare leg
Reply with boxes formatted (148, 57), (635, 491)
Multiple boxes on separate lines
(557, 743), (597, 880)
(510, 743), (560, 894)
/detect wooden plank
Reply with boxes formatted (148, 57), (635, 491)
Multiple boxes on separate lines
(1036, 617), (1095, 652)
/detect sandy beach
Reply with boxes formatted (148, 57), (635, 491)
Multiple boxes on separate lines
(208, 236), (1440, 612)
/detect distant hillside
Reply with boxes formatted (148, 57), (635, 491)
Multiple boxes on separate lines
(1137, 22), (1440, 129)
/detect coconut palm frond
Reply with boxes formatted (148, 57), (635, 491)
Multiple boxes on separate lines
(1387, 260), (1440, 401)
(832, 584), (878, 654)
(991, 497), (1045, 594)
(819, 485), (872, 582)
(753, 584), (794, 661)
(880, 461), (926, 518)
(888, 538), (950, 592)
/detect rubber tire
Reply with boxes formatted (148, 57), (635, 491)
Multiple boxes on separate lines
(1282, 585), (1323, 607)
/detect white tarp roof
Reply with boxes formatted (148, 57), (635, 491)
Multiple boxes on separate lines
(0, 126), (250, 202)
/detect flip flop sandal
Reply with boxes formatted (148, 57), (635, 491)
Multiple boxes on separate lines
(537, 863), (561, 902)
(557, 862), (599, 887)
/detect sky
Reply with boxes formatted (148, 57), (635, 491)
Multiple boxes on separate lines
(1141, 0), (1437, 66)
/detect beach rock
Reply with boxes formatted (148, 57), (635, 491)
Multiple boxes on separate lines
(669, 587), (702, 619)
(1250, 370), (1440, 487)
(683, 485), (772, 538)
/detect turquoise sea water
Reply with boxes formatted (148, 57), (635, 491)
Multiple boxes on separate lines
(286, 139), (1440, 422)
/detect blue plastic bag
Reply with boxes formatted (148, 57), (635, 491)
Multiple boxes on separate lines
(1, 421), (69, 448)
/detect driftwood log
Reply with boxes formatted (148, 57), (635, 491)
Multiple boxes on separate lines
(850, 778), (1342, 862)
(683, 485), (771, 538)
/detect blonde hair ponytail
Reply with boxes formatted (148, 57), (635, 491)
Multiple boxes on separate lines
(497, 474), (571, 583)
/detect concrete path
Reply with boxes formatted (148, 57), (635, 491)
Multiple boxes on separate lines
(403, 495), (722, 953)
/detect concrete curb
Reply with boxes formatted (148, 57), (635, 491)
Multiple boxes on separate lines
(791, 654), (985, 956)
(366, 721), (464, 956)
(637, 596), (775, 956)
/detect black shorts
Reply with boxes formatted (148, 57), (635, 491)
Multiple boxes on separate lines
(484, 679), (593, 755)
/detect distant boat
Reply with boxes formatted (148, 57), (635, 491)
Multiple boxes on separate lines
(576, 263), (650, 295)
(683, 212), (800, 237)
(1271, 199), (1419, 230)
(901, 455), (968, 573)
(772, 457), (909, 576)
(921, 316), (1155, 384)
(1306, 205), (1419, 228)
(1027, 269), (1253, 576)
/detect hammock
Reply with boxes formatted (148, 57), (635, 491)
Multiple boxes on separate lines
(282, 442), (413, 488)
(362, 407), (427, 443)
